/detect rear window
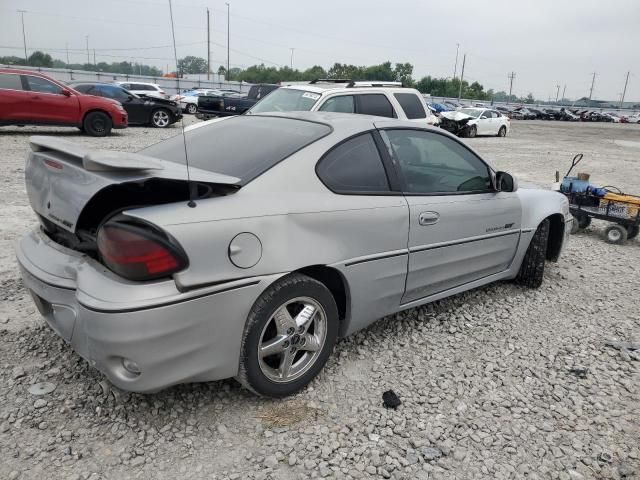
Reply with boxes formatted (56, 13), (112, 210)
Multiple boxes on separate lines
(0, 73), (22, 90)
(393, 93), (426, 119)
(141, 116), (331, 184)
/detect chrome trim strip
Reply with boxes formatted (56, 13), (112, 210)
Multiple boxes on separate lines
(344, 249), (408, 267)
(409, 229), (520, 253)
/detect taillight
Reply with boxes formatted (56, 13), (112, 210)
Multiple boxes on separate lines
(97, 221), (188, 281)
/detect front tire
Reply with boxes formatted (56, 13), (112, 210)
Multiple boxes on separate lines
(236, 273), (339, 397)
(83, 111), (112, 137)
(466, 125), (477, 138)
(497, 126), (507, 137)
(186, 103), (197, 114)
(627, 225), (639, 240)
(515, 219), (550, 288)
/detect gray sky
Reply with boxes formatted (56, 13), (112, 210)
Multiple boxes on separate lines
(1, 0), (638, 101)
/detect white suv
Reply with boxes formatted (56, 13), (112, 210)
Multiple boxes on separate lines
(115, 81), (168, 100)
(248, 80), (439, 125)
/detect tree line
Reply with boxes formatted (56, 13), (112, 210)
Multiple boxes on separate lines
(1, 51), (538, 102)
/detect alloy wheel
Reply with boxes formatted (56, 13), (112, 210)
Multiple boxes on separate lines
(258, 297), (327, 383)
(152, 110), (170, 127)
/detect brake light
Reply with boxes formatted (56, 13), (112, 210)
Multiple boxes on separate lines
(97, 222), (188, 281)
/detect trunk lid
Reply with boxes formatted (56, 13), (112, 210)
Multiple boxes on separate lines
(26, 136), (240, 233)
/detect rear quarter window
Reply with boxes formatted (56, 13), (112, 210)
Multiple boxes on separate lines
(393, 93), (426, 119)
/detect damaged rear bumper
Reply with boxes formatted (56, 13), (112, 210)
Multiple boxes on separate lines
(16, 227), (279, 392)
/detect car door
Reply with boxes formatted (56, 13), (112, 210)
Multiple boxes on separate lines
(96, 85), (148, 124)
(0, 72), (30, 122)
(476, 109), (492, 135)
(317, 95), (355, 113)
(314, 131), (410, 333)
(378, 127), (522, 304)
(22, 74), (80, 124)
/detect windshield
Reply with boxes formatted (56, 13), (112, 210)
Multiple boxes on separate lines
(141, 115), (331, 184)
(459, 108), (482, 118)
(249, 88), (320, 114)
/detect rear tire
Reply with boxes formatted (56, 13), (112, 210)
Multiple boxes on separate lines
(186, 103), (197, 114)
(497, 126), (507, 137)
(515, 219), (550, 288)
(627, 225), (639, 240)
(151, 109), (171, 128)
(83, 111), (112, 137)
(604, 224), (627, 244)
(236, 273), (339, 397)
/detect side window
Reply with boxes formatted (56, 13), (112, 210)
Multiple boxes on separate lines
(317, 133), (390, 193)
(318, 95), (355, 113)
(385, 129), (491, 194)
(25, 76), (62, 94)
(357, 94), (396, 118)
(120, 83), (131, 90)
(393, 93), (426, 119)
(0, 73), (23, 90)
(73, 85), (91, 94)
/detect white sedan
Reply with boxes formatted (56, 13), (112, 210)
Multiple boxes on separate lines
(440, 107), (511, 138)
(171, 89), (223, 114)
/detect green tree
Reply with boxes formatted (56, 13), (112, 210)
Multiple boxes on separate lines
(28, 51), (53, 67)
(393, 62), (414, 85)
(177, 56), (207, 75)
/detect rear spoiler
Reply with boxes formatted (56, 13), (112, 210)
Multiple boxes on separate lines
(28, 136), (241, 185)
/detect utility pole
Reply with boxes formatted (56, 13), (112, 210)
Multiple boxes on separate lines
(588, 72), (596, 105)
(225, 2), (230, 78)
(620, 71), (630, 108)
(555, 84), (560, 103)
(507, 71), (515, 104)
(206, 8), (211, 80)
(457, 53), (466, 102)
(562, 85), (566, 103)
(65, 42), (70, 66)
(85, 36), (90, 65)
(453, 43), (459, 79)
(93, 49), (96, 68)
(290, 48), (295, 69)
(18, 10), (28, 63)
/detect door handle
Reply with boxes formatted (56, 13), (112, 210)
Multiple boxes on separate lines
(419, 211), (440, 225)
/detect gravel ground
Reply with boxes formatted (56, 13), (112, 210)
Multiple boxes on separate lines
(0, 119), (639, 480)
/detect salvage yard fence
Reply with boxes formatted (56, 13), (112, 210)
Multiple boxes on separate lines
(0, 65), (252, 96)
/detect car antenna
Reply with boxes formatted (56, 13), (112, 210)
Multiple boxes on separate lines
(168, 0), (197, 208)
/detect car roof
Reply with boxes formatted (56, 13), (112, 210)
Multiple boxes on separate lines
(278, 83), (418, 95)
(0, 68), (51, 77)
(255, 111), (443, 133)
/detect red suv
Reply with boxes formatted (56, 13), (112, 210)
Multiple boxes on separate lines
(0, 69), (127, 136)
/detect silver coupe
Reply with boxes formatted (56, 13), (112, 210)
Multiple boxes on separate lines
(17, 112), (571, 397)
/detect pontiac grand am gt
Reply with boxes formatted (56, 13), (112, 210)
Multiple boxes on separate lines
(16, 112), (571, 397)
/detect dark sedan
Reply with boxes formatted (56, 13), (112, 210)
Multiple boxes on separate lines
(68, 82), (182, 128)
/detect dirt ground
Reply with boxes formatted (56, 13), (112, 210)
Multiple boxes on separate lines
(0, 119), (638, 480)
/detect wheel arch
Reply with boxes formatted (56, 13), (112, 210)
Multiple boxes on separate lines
(546, 213), (565, 261)
(81, 108), (113, 126)
(294, 265), (351, 337)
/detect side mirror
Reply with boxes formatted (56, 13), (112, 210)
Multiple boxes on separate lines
(495, 171), (518, 192)
(127, 95), (134, 101)
(480, 115), (488, 119)
(60, 88), (72, 97)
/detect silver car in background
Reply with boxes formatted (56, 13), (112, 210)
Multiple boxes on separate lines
(16, 112), (571, 397)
